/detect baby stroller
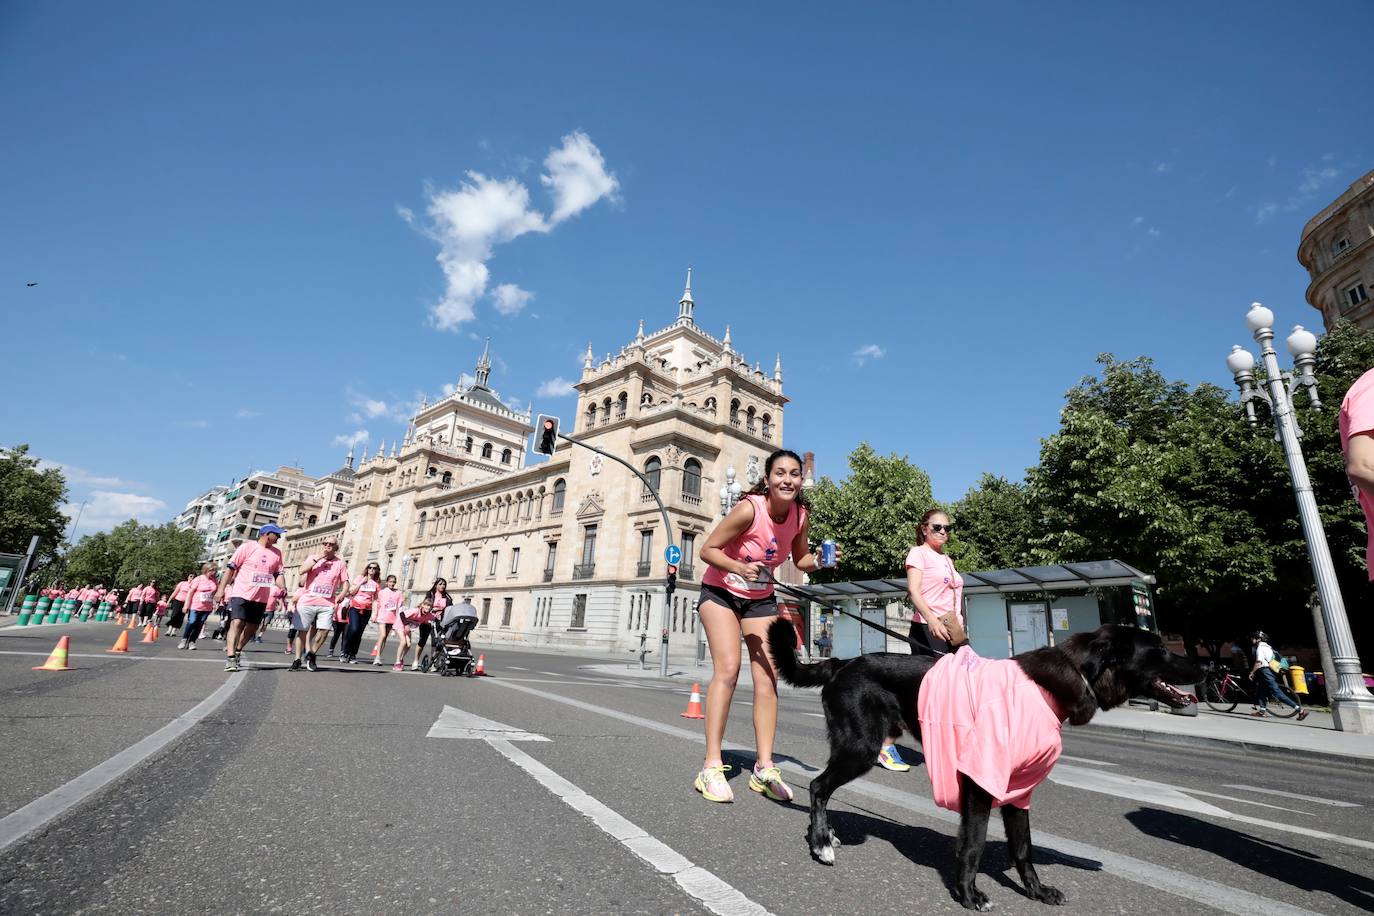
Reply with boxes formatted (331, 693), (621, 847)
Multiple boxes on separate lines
(423, 613), (478, 677)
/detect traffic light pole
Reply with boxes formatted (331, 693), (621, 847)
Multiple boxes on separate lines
(553, 431), (678, 677)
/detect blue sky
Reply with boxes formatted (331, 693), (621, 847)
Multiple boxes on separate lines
(3, 1), (1371, 536)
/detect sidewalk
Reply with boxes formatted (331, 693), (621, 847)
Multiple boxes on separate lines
(579, 660), (1374, 766)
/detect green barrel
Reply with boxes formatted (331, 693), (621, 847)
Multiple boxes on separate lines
(16, 594), (36, 626)
(79, 601), (92, 621)
(97, 601), (109, 621)
(36, 596), (52, 624)
(58, 598), (74, 624)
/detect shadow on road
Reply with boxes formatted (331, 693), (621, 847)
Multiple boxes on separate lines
(1125, 807), (1374, 911)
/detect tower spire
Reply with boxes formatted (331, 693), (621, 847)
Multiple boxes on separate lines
(474, 337), (492, 389)
(677, 267), (695, 325)
(345, 444), (355, 470)
(774, 353), (783, 383)
(583, 341), (594, 372)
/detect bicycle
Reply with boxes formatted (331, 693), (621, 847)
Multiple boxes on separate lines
(1201, 661), (1304, 718)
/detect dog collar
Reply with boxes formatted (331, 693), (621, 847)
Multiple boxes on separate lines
(1079, 671), (1098, 705)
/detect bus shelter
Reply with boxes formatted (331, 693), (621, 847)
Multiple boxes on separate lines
(790, 559), (1157, 660)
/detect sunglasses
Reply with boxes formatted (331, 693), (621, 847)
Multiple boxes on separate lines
(929, 524), (955, 534)
(323, 543), (338, 548)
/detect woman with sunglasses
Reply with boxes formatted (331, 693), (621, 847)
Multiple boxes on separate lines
(878, 509), (966, 771)
(340, 562), (382, 663)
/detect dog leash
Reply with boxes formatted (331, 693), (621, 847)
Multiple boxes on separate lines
(761, 570), (945, 657)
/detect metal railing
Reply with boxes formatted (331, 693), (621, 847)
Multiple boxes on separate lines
(573, 563), (596, 580)
(463, 575), (476, 588)
(678, 564), (695, 581)
(636, 561), (652, 577)
(543, 569), (554, 582)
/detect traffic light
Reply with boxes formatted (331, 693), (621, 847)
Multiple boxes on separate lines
(534, 415), (560, 455)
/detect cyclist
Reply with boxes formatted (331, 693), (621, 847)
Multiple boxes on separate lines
(1249, 631), (1309, 721)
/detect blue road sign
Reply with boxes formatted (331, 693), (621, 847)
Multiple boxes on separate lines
(664, 544), (682, 565)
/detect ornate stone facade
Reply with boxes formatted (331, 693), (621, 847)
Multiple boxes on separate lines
(1299, 168), (1374, 329)
(280, 275), (793, 659)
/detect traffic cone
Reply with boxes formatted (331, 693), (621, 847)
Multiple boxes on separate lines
(370, 644), (379, 657)
(473, 654), (487, 676)
(33, 636), (73, 671)
(107, 631), (131, 653)
(140, 624), (157, 644)
(680, 683), (705, 719)
(126, 615), (138, 630)
(116, 612), (124, 625)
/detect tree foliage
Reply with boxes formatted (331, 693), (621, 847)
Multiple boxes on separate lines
(805, 443), (935, 582)
(60, 520), (204, 589)
(950, 474), (1036, 572)
(0, 444), (68, 575)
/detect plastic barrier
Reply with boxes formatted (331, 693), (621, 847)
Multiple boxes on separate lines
(16, 595), (37, 626)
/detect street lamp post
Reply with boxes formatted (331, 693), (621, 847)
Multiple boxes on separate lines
(719, 467), (743, 518)
(1227, 302), (1374, 733)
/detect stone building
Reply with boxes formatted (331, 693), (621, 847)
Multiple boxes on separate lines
(1299, 167), (1374, 329)
(280, 274), (794, 660)
(173, 485), (228, 559)
(208, 466), (317, 565)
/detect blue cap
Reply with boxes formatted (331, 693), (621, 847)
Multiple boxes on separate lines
(259, 524), (286, 537)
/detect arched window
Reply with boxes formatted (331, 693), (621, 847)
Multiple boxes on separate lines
(729, 399), (740, 425)
(416, 511), (427, 538)
(441, 470), (452, 485)
(585, 403), (597, 430)
(427, 466), (437, 478)
(746, 406), (756, 434)
(761, 413), (773, 440)
(616, 391), (628, 419)
(641, 391), (654, 406)
(644, 456), (661, 495)
(308, 515), (317, 526)
(500, 448), (511, 465)
(552, 478), (566, 512)
(481, 442), (493, 459)
(683, 458), (701, 498)
(335, 492), (344, 502)
(601, 397), (611, 423)
(465, 436), (473, 453)
(704, 397), (717, 415)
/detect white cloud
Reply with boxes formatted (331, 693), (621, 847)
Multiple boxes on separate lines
(332, 430), (370, 448)
(1254, 202), (1279, 223)
(234, 408), (261, 419)
(65, 491), (168, 534)
(1131, 216), (1145, 226)
(1146, 227), (1161, 238)
(441, 382), (458, 396)
(853, 344), (886, 366)
(1154, 161), (1172, 174)
(36, 460), (138, 489)
(491, 283), (534, 316)
(346, 386), (390, 419)
(542, 130), (621, 223)
(407, 132), (618, 331)
(181, 419), (210, 429)
(1298, 164), (1340, 195)
(536, 377), (577, 398)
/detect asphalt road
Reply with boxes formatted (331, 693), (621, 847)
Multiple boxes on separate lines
(1, 619), (1372, 915)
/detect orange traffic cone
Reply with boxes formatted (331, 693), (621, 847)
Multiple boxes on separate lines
(473, 653), (487, 676)
(115, 612), (124, 625)
(33, 635), (73, 671)
(680, 682), (705, 719)
(370, 643), (379, 657)
(140, 624), (157, 644)
(126, 614), (138, 630)
(107, 631), (131, 653)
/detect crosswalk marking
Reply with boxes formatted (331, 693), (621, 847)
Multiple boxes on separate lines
(1224, 784), (1363, 808)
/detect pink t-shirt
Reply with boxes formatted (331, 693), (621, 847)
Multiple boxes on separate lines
(917, 646), (1064, 811)
(701, 494), (805, 599)
(905, 543), (964, 622)
(187, 575), (218, 612)
(375, 587), (404, 625)
(299, 556), (349, 607)
(171, 580), (191, 602)
(1340, 367), (1374, 580)
(126, 586), (144, 603)
(349, 577), (380, 610)
(142, 586), (160, 605)
(228, 542), (284, 603)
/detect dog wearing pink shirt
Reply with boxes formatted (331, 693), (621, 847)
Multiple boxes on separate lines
(769, 622), (1202, 911)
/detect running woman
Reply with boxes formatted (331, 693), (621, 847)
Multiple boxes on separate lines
(179, 564), (218, 650)
(340, 562), (382, 663)
(393, 597), (435, 671)
(214, 525), (286, 672)
(694, 448), (827, 804)
(370, 575), (404, 665)
(166, 575), (192, 635)
(292, 536), (350, 672)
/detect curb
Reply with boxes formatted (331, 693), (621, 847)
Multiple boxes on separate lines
(1084, 720), (1374, 768)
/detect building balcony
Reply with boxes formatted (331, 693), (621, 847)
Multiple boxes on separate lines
(678, 564), (695, 581)
(463, 575), (476, 588)
(543, 569), (554, 583)
(680, 491), (701, 507)
(573, 563), (596, 580)
(636, 561), (652, 577)
(641, 491), (658, 503)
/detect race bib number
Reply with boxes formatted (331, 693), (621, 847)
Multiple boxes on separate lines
(310, 583), (334, 597)
(726, 572), (770, 592)
(252, 573), (273, 585)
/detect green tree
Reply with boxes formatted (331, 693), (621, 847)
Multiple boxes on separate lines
(950, 473), (1037, 571)
(65, 520), (203, 589)
(805, 443), (935, 582)
(0, 444), (69, 578)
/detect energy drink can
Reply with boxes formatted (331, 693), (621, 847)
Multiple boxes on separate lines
(820, 539), (837, 568)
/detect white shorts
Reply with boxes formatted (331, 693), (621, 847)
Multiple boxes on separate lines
(293, 605), (335, 631)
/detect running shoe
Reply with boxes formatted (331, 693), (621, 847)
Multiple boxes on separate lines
(392, 663), (404, 672)
(289, 658), (302, 672)
(224, 656), (240, 672)
(372, 658), (382, 667)
(748, 764), (793, 802)
(410, 662), (421, 671)
(877, 745), (911, 772)
(188, 642), (197, 651)
(177, 639), (188, 650)
(1296, 709), (1310, 721)
(694, 765), (734, 803)
(348, 657), (359, 665)
(306, 653), (319, 673)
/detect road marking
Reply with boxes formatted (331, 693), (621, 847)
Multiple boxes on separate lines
(1224, 785), (1363, 808)
(1059, 754), (1118, 766)
(0, 650), (222, 665)
(801, 712), (825, 718)
(488, 739), (771, 916)
(427, 705), (549, 742)
(482, 678), (1322, 916)
(0, 670), (246, 853)
(506, 666), (528, 670)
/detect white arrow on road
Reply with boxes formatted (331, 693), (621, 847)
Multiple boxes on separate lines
(425, 704), (771, 916)
(426, 705), (549, 742)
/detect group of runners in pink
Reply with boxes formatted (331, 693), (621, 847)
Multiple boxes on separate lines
(41, 523), (477, 675)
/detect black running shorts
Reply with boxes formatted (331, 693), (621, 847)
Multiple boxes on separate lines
(698, 584), (778, 619)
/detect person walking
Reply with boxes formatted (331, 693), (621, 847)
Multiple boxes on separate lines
(291, 536), (350, 672)
(694, 448), (825, 804)
(1249, 630), (1310, 721)
(1341, 368), (1374, 583)
(340, 562), (382, 663)
(214, 525), (286, 672)
(412, 578), (453, 671)
(139, 579), (160, 625)
(124, 583), (144, 624)
(370, 575), (404, 665)
(178, 564), (218, 650)
(165, 574), (192, 635)
(393, 597), (436, 672)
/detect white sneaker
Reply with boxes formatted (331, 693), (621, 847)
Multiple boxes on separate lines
(410, 662), (420, 671)
(177, 640), (188, 650)
(188, 642), (197, 650)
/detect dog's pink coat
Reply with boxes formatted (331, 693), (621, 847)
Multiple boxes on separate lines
(917, 646), (1064, 811)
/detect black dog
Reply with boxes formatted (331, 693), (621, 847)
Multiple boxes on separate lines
(769, 622), (1202, 911)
